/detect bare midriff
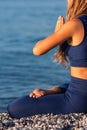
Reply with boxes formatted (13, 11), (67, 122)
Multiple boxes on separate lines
(71, 67), (87, 80)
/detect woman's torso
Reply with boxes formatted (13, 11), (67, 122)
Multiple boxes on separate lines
(71, 67), (87, 80)
(65, 15), (87, 80)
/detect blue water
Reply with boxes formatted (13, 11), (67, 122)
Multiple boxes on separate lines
(0, 0), (70, 112)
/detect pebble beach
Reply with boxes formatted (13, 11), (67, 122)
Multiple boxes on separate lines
(0, 113), (87, 130)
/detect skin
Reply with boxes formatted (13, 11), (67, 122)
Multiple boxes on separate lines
(29, 13), (87, 98)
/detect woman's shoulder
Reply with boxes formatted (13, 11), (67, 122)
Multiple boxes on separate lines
(64, 18), (83, 34)
(66, 18), (82, 27)
(67, 15), (87, 28)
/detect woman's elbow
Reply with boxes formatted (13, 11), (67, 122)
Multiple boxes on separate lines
(33, 47), (42, 56)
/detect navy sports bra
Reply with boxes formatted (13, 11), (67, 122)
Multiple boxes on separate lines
(62, 15), (87, 67)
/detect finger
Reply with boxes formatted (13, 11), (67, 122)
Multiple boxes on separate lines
(58, 16), (64, 22)
(57, 16), (62, 26)
(36, 95), (42, 98)
(32, 93), (37, 98)
(29, 92), (33, 97)
(35, 93), (42, 98)
(58, 16), (61, 20)
(29, 92), (36, 98)
(36, 95), (40, 98)
(61, 16), (65, 24)
(59, 17), (65, 27)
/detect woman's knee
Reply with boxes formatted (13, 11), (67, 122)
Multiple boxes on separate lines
(7, 96), (27, 119)
(7, 95), (33, 119)
(7, 103), (17, 118)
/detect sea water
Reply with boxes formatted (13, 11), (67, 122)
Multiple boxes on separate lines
(0, 0), (70, 112)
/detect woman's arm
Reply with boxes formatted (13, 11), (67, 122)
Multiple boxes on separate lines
(29, 87), (65, 98)
(33, 19), (77, 56)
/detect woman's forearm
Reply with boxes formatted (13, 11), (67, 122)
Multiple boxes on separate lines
(46, 86), (67, 95)
(46, 87), (62, 94)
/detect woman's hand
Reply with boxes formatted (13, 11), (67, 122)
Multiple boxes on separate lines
(29, 88), (47, 98)
(54, 16), (65, 32)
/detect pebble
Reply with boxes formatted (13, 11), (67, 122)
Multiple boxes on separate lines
(0, 113), (87, 130)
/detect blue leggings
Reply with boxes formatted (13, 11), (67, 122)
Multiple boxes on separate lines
(8, 77), (87, 119)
